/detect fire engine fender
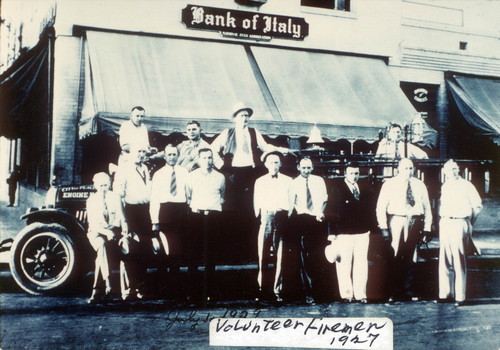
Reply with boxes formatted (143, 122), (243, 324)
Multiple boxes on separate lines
(21, 209), (87, 237)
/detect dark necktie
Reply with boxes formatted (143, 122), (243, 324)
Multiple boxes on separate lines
(136, 166), (147, 184)
(306, 178), (313, 211)
(406, 181), (415, 207)
(170, 167), (177, 196)
(352, 185), (360, 200)
(103, 194), (109, 223)
(240, 130), (250, 154)
(271, 174), (278, 179)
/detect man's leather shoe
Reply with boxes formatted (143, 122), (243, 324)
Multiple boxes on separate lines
(87, 289), (101, 304)
(454, 300), (467, 307)
(359, 298), (368, 304)
(341, 298), (353, 303)
(434, 298), (453, 304)
(305, 296), (315, 304)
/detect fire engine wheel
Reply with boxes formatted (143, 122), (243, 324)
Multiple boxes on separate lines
(10, 223), (77, 295)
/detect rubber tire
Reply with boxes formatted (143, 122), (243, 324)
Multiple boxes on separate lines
(10, 223), (78, 295)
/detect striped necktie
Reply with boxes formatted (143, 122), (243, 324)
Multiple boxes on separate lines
(352, 185), (360, 200)
(170, 167), (177, 196)
(103, 193), (109, 223)
(306, 178), (313, 211)
(406, 180), (415, 207)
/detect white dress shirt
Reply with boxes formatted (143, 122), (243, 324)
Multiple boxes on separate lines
(290, 174), (328, 217)
(113, 163), (151, 204)
(439, 177), (482, 218)
(376, 176), (432, 231)
(375, 139), (428, 159)
(149, 165), (189, 224)
(119, 120), (149, 150)
(254, 173), (293, 217)
(211, 127), (280, 168)
(186, 168), (225, 212)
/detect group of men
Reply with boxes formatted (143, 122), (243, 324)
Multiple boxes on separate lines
(85, 104), (483, 308)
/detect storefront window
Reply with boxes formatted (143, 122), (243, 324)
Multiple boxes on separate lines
(301, 0), (350, 11)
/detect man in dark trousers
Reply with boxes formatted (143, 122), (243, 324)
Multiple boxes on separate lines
(289, 157), (328, 304)
(185, 148), (226, 303)
(113, 144), (152, 301)
(376, 158), (432, 301)
(326, 162), (375, 303)
(6, 166), (22, 207)
(253, 151), (292, 302)
(150, 145), (189, 271)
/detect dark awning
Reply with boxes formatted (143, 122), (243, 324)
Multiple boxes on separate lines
(0, 38), (49, 138)
(447, 74), (500, 144)
(79, 30), (416, 141)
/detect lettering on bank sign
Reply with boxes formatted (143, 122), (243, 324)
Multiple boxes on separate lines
(181, 5), (309, 40)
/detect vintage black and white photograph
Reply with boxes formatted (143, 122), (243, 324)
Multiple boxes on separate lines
(0, 0), (499, 349)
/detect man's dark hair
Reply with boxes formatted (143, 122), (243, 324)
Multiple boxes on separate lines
(263, 151), (283, 163)
(187, 120), (200, 127)
(389, 123), (402, 130)
(344, 161), (360, 173)
(198, 147), (213, 156)
(298, 156), (312, 166)
(131, 106), (145, 112)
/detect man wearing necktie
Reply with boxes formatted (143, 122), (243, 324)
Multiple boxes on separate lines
(253, 151), (292, 302)
(375, 124), (428, 159)
(113, 144), (152, 300)
(326, 163), (376, 303)
(376, 158), (432, 301)
(86, 172), (126, 303)
(150, 145), (189, 273)
(210, 103), (290, 267)
(289, 157), (328, 304)
(211, 103), (288, 214)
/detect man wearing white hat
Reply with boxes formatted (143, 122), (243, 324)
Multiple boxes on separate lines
(211, 102), (289, 213)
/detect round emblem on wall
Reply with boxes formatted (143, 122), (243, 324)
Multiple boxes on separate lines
(413, 88), (428, 103)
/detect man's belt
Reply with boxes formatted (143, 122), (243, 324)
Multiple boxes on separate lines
(193, 209), (218, 216)
(390, 214), (424, 219)
(262, 209), (287, 215)
(441, 216), (470, 220)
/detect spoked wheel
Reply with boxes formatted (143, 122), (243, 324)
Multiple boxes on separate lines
(10, 223), (78, 295)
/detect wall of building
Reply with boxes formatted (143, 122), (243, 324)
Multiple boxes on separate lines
(53, 0), (400, 58)
(51, 36), (83, 185)
(3, 0), (499, 188)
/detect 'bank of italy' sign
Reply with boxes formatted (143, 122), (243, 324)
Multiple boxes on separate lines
(182, 5), (309, 40)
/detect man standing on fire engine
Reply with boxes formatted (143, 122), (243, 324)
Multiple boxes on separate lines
(177, 120), (213, 172)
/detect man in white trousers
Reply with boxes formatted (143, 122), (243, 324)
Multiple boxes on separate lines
(437, 160), (482, 306)
(327, 163), (374, 303)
